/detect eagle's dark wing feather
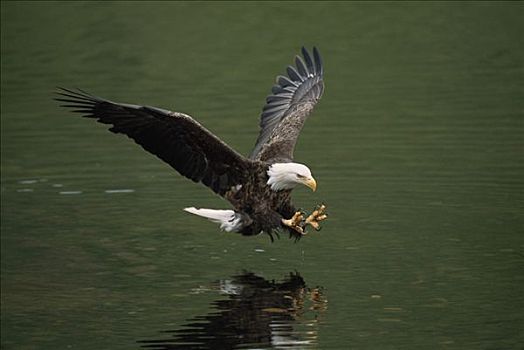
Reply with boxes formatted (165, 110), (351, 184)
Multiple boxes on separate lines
(250, 47), (324, 162)
(56, 88), (250, 196)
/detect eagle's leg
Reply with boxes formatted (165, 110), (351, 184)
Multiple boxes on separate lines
(281, 211), (306, 235)
(305, 204), (328, 231)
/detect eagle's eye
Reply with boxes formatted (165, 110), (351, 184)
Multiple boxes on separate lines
(296, 174), (305, 179)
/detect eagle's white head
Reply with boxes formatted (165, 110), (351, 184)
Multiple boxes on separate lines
(267, 162), (317, 192)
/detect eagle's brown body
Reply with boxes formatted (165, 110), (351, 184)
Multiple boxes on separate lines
(224, 163), (296, 239)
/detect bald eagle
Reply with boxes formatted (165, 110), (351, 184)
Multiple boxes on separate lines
(56, 47), (327, 241)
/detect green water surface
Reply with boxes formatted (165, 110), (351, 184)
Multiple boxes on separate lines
(2, 2), (523, 349)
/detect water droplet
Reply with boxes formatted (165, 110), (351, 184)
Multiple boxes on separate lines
(18, 180), (38, 184)
(104, 189), (135, 193)
(59, 191), (82, 195)
(17, 188), (34, 192)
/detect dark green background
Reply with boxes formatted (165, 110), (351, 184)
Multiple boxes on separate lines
(2, 2), (523, 349)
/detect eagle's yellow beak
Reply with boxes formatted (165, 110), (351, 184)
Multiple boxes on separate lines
(303, 177), (317, 192)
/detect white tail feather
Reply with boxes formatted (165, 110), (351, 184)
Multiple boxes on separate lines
(184, 207), (243, 232)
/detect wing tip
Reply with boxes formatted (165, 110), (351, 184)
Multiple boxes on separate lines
(251, 46), (325, 160)
(312, 46), (323, 75)
(299, 46), (322, 74)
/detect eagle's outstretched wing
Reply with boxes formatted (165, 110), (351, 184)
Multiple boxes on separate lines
(56, 88), (250, 196)
(250, 47), (324, 162)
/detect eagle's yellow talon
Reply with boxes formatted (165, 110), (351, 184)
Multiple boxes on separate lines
(282, 211), (306, 235)
(316, 214), (328, 221)
(306, 220), (321, 231)
(305, 204), (328, 231)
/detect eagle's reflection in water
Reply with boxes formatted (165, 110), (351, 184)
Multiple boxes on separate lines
(138, 271), (327, 349)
